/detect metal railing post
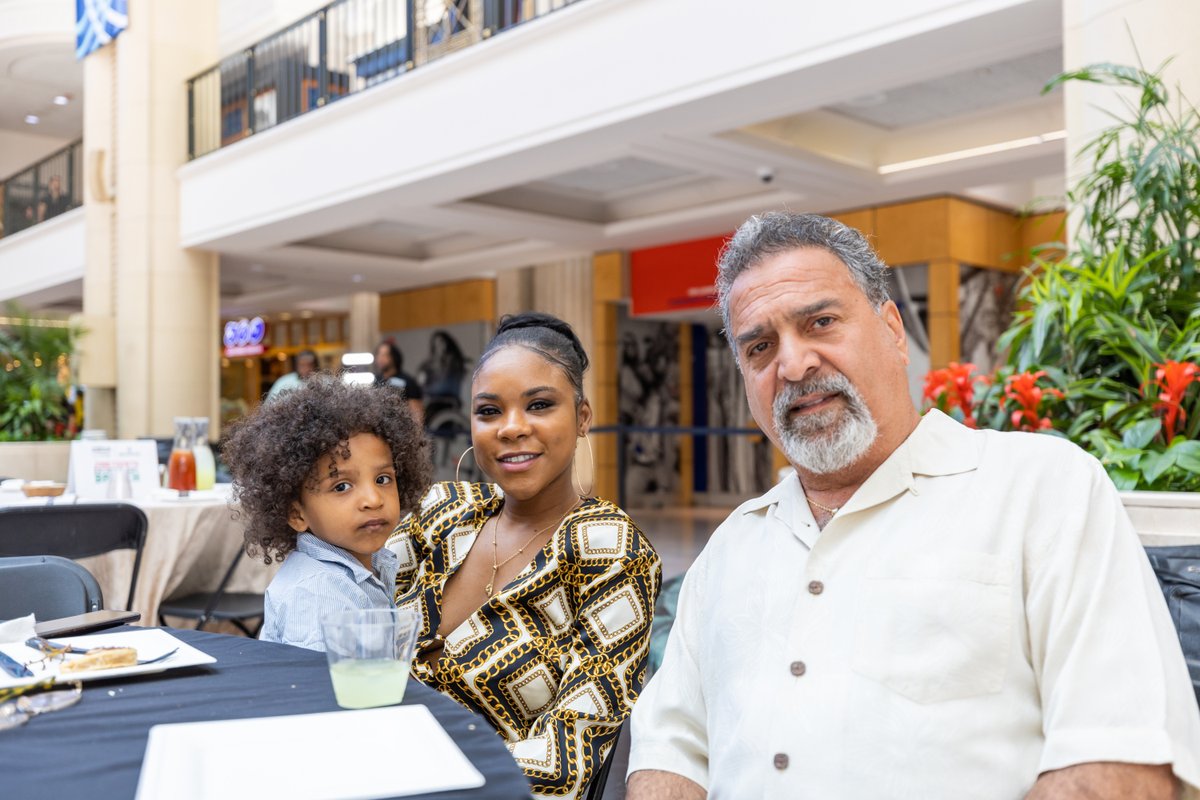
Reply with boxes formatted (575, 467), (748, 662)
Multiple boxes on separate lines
(186, 78), (195, 159)
(66, 143), (76, 208)
(404, 0), (416, 66)
(617, 427), (627, 510)
(245, 49), (256, 136)
(32, 162), (41, 225)
(317, 9), (328, 107)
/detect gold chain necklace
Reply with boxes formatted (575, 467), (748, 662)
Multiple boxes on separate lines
(485, 499), (580, 597)
(807, 495), (840, 515)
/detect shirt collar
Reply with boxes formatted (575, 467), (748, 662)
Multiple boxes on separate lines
(738, 409), (981, 519)
(295, 531), (397, 583)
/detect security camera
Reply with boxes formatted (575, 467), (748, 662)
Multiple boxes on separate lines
(757, 166), (775, 184)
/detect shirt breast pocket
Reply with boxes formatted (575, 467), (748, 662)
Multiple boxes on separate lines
(851, 551), (1013, 704)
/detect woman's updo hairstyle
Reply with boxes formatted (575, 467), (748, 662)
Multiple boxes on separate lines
(475, 312), (589, 406)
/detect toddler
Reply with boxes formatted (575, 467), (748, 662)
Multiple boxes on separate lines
(222, 376), (431, 650)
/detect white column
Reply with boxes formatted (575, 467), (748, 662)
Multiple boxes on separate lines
(532, 256), (594, 398)
(1063, 0), (1200, 188)
(494, 267), (532, 319)
(81, 1), (221, 439)
(348, 291), (380, 353)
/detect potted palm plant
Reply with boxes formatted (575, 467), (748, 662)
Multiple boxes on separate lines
(924, 60), (1200, 544)
(0, 307), (79, 480)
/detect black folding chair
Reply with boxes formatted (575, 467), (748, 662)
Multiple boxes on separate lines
(0, 503), (147, 612)
(158, 549), (264, 637)
(0, 555), (103, 620)
(1145, 545), (1200, 709)
(584, 720), (625, 800)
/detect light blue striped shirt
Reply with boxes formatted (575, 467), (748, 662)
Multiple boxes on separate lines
(260, 532), (399, 652)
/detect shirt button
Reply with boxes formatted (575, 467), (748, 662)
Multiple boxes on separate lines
(774, 753), (789, 770)
(808, 580), (824, 595)
(789, 660), (806, 676)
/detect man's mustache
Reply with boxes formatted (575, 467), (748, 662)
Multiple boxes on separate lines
(774, 374), (853, 415)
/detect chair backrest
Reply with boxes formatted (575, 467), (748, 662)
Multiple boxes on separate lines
(584, 720), (624, 800)
(0, 503), (147, 611)
(200, 548), (249, 622)
(1145, 544), (1200, 709)
(0, 555), (104, 619)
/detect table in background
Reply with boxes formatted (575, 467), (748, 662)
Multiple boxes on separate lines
(0, 487), (277, 624)
(0, 627), (532, 799)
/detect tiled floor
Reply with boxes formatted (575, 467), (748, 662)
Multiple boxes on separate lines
(631, 504), (733, 580)
(600, 504), (735, 800)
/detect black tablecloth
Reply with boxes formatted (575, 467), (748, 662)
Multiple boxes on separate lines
(0, 627), (533, 800)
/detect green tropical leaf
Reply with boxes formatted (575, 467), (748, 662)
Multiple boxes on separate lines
(1122, 418), (1162, 449)
(1110, 467), (1141, 490)
(1140, 449), (1176, 484)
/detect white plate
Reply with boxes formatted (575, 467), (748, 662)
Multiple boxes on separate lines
(0, 628), (216, 689)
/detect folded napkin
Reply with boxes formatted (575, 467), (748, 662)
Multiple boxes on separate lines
(0, 614), (36, 644)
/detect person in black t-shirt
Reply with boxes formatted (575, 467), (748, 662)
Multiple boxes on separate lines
(373, 340), (425, 421)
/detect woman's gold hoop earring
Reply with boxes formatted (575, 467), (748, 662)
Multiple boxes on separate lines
(456, 446), (476, 483)
(573, 433), (595, 497)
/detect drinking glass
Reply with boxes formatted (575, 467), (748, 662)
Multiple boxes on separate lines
(321, 608), (420, 709)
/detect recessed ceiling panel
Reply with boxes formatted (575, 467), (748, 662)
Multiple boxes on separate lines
(536, 156), (694, 198)
(298, 220), (440, 258)
(829, 47), (1063, 130)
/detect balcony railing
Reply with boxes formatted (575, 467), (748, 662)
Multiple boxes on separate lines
(0, 140), (83, 240)
(187, 0), (584, 160)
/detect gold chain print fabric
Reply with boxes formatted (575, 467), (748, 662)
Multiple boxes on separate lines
(389, 481), (661, 799)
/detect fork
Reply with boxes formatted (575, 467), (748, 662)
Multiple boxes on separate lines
(24, 638), (179, 666)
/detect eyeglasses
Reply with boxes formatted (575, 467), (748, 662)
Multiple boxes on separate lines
(0, 682), (82, 732)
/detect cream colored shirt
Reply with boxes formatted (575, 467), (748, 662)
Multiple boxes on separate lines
(629, 410), (1200, 799)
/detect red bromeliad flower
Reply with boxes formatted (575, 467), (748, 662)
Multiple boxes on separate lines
(1003, 370), (1063, 432)
(923, 362), (982, 427)
(1145, 361), (1200, 443)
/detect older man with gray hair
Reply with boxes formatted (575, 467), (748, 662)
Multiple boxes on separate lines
(626, 212), (1200, 799)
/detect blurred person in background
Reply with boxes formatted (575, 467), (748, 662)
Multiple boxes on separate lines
(374, 339), (425, 420)
(37, 175), (70, 222)
(418, 329), (467, 422)
(266, 349), (318, 403)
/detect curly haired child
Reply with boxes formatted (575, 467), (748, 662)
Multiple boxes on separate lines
(222, 376), (432, 651)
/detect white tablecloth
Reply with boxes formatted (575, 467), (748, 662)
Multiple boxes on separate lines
(0, 486), (278, 626)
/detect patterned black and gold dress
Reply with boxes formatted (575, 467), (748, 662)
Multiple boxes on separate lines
(388, 481), (661, 799)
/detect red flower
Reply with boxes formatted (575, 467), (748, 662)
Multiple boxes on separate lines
(1003, 371), (1063, 432)
(1145, 361), (1200, 443)
(923, 362), (981, 427)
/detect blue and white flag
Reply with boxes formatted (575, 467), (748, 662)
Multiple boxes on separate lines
(75, 0), (129, 60)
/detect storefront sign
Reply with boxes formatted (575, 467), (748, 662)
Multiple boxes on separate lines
(630, 234), (728, 316)
(223, 317), (267, 357)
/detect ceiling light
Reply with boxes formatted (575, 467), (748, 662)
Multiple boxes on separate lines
(351, 274), (364, 283)
(878, 130), (1066, 174)
(52, 95), (70, 106)
(24, 115), (39, 125)
(299, 310), (314, 318)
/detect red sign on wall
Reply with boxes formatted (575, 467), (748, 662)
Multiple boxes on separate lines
(630, 233), (730, 316)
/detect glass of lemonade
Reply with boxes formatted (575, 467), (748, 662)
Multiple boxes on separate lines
(321, 608), (420, 709)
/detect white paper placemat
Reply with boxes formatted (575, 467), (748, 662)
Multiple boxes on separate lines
(135, 704), (486, 800)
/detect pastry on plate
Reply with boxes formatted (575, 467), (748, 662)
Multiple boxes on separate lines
(59, 647), (137, 674)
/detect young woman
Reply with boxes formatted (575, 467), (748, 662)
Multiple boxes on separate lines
(389, 312), (661, 799)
